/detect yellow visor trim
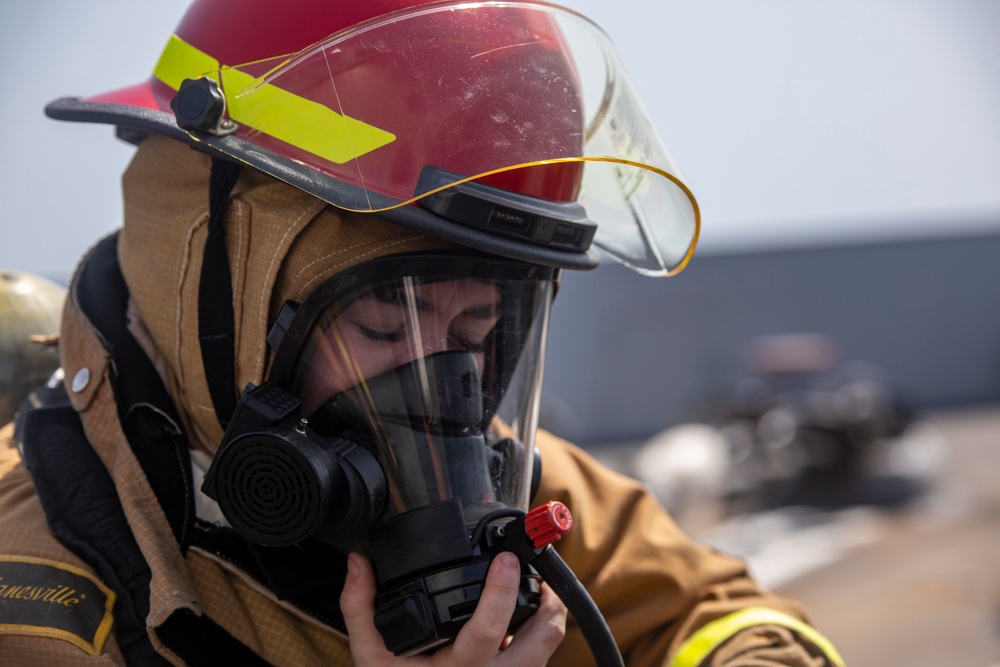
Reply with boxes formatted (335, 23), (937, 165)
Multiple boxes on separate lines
(670, 607), (845, 667)
(152, 34), (396, 165)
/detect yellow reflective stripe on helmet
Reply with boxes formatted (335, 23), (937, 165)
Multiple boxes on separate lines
(220, 68), (395, 165)
(152, 34), (396, 165)
(670, 607), (845, 667)
(153, 34), (220, 91)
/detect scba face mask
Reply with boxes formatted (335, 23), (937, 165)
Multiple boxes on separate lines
(202, 253), (567, 654)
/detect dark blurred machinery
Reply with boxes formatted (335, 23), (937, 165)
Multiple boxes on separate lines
(0, 270), (66, 425)
(635, 334), (946, 526)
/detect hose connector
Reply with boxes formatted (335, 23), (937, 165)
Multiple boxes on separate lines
(525, 501), (573, 548)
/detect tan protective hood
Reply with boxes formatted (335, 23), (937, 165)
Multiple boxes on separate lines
(119, 135), (452, 451)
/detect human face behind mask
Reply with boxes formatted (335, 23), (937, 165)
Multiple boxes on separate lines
(296, 279), (503, 416)
(262, 253), (557, 524)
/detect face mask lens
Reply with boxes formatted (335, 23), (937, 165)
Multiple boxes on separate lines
(286, 269), (553, 527)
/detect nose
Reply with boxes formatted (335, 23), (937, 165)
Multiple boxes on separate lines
(419, 326), (452, 357)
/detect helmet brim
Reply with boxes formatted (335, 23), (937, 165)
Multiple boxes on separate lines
(46, 94), (601, 272)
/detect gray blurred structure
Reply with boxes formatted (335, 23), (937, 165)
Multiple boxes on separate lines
(542, 227), (1000, 445)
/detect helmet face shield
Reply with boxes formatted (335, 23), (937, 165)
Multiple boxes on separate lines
(268, 255), (556, 527)
(154, 1), (699, 275)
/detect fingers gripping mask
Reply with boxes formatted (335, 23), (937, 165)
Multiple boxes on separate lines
(202, 252), (557, 654)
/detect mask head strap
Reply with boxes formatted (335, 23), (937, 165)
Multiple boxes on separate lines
(199, 157), (243, 428)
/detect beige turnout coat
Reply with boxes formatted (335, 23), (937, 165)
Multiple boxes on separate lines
(0, 137), (841, 666)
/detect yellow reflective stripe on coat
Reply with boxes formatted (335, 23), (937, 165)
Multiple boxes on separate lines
(670, 607), (845, 667)
(152, 34), (396, 164)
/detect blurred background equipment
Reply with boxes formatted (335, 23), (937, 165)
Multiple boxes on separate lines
(633, 334), (947, 527)
(577, 321), (993, 667)
(0, 270), (66, 425)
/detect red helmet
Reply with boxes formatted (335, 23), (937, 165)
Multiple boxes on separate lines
(47, 0), (699, 276)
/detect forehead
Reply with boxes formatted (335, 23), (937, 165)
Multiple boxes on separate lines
(413, 279), (499, 299)
(363, 278), (502, 315)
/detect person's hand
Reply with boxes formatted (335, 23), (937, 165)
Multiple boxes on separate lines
(340, 551), (567, 666)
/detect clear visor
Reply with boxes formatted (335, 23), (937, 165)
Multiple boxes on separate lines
(167, 1), (698, 275)
(284, 269), (553, 527)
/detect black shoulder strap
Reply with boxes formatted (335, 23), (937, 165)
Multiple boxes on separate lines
(19, 391), (272, 666)
(75, 233), (195, 551)
(18, 383), (170, 666)
(19, 387), (272, 666)
(198, 158), (243, 429)
(18, 236), (271, 665)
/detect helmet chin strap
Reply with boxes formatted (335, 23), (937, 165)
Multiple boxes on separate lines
(198, 158), (243, 428)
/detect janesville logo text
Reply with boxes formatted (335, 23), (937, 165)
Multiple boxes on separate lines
(0, 576), (84, 606)
(0, 555), (116, 655)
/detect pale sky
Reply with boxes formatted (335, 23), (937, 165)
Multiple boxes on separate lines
(2, 1), (998, 280)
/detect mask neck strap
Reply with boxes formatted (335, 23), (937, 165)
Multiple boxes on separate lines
(198, 157), (243, 429)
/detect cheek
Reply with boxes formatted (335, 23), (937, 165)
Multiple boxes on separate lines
(298, 335), (350, 416)
(300, 325), (415, 414)
(341, 333), (403, 382)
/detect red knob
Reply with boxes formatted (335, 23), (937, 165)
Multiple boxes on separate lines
(524, 501), (573, 548)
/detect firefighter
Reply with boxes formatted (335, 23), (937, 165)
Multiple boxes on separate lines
(0, 1), (844, 665)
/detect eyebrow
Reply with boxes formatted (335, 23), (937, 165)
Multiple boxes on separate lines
(411, 297), (502, 320)
(370, 282), (503, 320)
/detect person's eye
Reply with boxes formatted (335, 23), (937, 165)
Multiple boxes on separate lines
(357, 323), (406, 343)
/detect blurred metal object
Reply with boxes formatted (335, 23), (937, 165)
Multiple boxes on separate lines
(0, 270), (66, 425)
(635, 334), (947, 525)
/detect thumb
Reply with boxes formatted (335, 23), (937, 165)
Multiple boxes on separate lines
(340, 552), (394, 664)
